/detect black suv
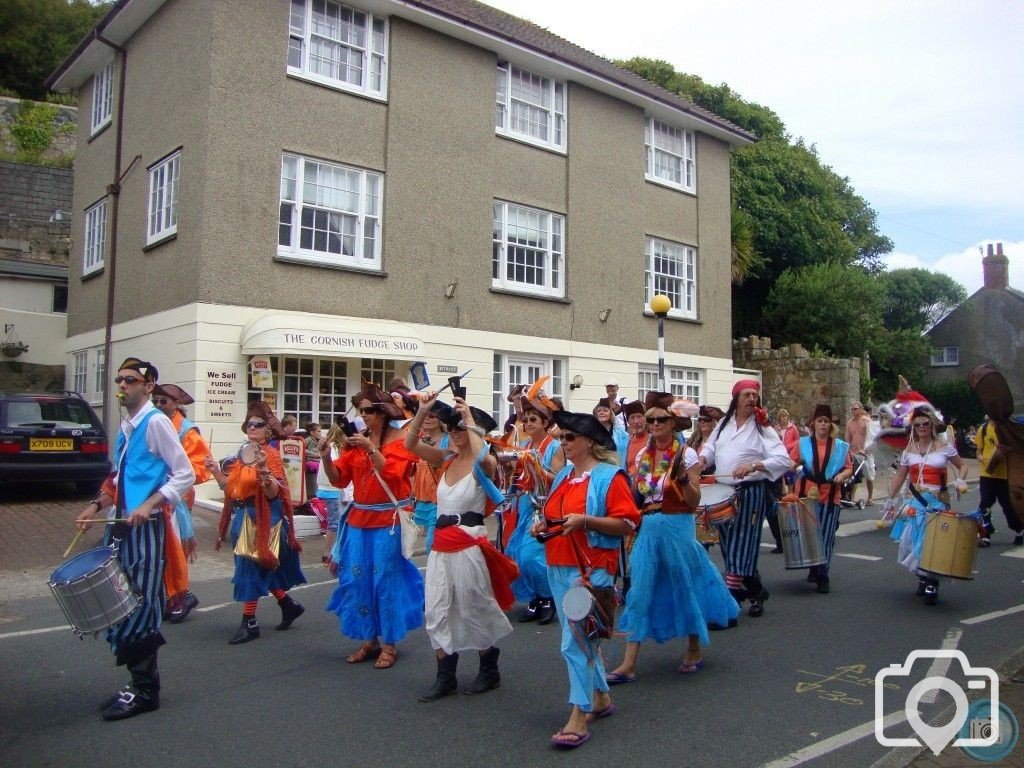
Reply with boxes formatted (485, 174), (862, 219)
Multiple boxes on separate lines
(0, 392), (111, 493)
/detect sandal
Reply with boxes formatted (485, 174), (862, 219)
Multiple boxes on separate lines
(677, 658), (705, 675)
(345, 643), (381, 664)
(374, 646), (398, 669)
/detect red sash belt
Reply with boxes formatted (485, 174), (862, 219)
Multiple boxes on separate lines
(432, 526), (520, 611)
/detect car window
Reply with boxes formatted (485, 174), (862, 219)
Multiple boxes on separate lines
(2, 399), (102, 429)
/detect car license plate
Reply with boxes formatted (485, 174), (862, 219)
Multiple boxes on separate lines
(29, 438), (74, 451)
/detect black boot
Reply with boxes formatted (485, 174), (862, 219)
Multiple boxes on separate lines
(276, 595), (305, 631)
(102, 652), (160, 721)
(518, 599), (540, 622)
(916, 576), (928, 597)
(923, 579), (939, 606)
(418, 653), (459, 702)
(807, 566), (819, 583)
(537, 598), (557, 625)
(228, 617), (260, 645)
(464, 647), (500, 695)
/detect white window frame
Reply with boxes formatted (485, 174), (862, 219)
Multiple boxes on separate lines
(645, 117), (695, 193)
(287, 0), (388, 101)
(278, 153), (383, 270)
(147, 151), (179, 245)
(495, 61), (566, 153)
(90, 61), (114, 135)
(72, 351), (88, 394)
(645, 236), (697, 320)
(492, 353), (564, 427)
(492, 200), (565, 299)
(638, 365), (703, 402)
(83, 199), (107, 275)
(93, 348), (105, 399)
(930, 346), (959, 367)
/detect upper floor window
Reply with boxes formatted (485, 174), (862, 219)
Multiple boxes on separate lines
(90, 62), (114, 135)
(492, 201), (564, 299)
(288, 0), (387, 99)
(72, 351), (88, 394)
(930, 346), (959, 367)
(147, 151), (179, 245)
(83, 199), (106, 275)
(645, 236), (696, 320)
(645, 118), (695, 193)
(52, 284), (68, 314)
(278, 153), (382, 270)
(495, 61), (566, 152)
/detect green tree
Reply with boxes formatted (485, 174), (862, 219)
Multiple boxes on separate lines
(877, 268), (967, 330)
(0, 0), (112, 100)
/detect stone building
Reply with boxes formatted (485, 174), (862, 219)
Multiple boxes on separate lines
(925, 243), (1023, 404)
(49, 0), (755, 464)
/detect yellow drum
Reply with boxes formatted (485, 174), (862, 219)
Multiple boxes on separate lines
(695, 511), (720, 545)
(920, 512), (977, 580)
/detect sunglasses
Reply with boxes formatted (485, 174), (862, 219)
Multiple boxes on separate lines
(560, 432), (579, 442)
(523, 416), (542, 423)
(114, 375), (143, 385)
(152, 397), (170, 405)
(359, 407), (380, 416)
(646, 416), (673, 425)
(449, 424), (467, 432)
(245, 420), (267, 429)
(912, 421), (932, 428)
(698, 416), (712, 423)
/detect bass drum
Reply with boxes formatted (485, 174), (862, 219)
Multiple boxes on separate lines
(920, 512), (977, 580)
(778, 499), (825, 569)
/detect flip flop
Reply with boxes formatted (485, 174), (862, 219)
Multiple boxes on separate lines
(550, 730), (592, 748)
(585, 703), (616, 723)
(677, 659), (705, 675)
(345, 644), (381, 664)
(604, 671), (636, 685)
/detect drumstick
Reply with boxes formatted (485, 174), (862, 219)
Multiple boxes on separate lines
(75, 518), (118, 524)
(62, 528), (85, 558)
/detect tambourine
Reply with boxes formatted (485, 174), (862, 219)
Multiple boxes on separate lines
(237, 441), (262, 466)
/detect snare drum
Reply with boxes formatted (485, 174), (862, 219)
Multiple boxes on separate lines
(48, 546), (139, 636)
(695, 512), (720, 544)
(698, 483), (737, 526)
(562, 584), (595, 621)
(778, 499), (825, 569)
(920, 512), (977, 580)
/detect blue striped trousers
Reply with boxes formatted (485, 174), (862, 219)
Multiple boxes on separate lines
(104, 517), (165, 664)
(718, 481), (773, 579)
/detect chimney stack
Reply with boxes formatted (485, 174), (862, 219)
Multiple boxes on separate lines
(983, 242), (1008, 291)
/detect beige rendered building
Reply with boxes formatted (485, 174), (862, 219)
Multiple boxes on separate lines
(50, 0), (753, 464)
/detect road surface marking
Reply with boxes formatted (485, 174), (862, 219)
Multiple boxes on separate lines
(837, 520), (883, 537)
(961, 603), (1024, 625)
(836, 553), (882, 561)
(1001, 549), (1024, 559)
(760, 710), (909, 768)
(919, 628), (962, 703)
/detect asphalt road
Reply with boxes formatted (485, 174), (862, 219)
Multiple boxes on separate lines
(1, 484), (1021, 768)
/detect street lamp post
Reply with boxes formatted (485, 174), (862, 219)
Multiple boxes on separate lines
(650, 294), (672, 391)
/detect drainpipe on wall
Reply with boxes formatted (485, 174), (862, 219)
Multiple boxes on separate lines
(96, 34), (127, 436)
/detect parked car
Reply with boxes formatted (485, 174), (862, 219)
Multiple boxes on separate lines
(0, 392), (111, 493)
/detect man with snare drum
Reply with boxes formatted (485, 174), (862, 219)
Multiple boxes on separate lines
(698, 380), (791, 618)
(76, 358), (194, 721)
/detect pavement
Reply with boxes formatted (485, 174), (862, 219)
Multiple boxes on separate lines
(3, 468), (1024, 767)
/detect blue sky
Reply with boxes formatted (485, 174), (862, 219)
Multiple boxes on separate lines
(486, 0), (1024, 294)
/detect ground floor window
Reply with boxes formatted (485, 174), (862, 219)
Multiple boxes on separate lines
(492, 353), (563, 426)
(248, 355), (350, 427)
(638, 365), (703, 403)
(360, 357), (395, 389)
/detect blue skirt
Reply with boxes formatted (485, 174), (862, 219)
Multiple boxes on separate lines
(230, 501), (306, 603)
(619, 514), (739, 645)
(506, 494), (551, 601)
(326, 525), (424, 644)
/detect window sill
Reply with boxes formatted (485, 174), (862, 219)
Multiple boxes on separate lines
(495, 130), (567, 157)
(82, 267), (105, 282)
(87, 121), (111, 143)
(644, 176), (696, 196)
(143, 232), (177, 252)
(274, 253), (387, 277)
(642, 309), (701, 325)
(489, 286), (570, 304)
(929, 362), (960, 368)
(286, 70), (387, 104)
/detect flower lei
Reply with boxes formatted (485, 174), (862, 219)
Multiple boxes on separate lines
(635, 438), (679, 498)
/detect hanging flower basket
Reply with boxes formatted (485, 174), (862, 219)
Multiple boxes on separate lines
(1, 342), (29, 358)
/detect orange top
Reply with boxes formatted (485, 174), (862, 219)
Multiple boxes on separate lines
(170, 411), (212, 484)
(332, 440), (419, 528)
(788, 438), (853, 505)
(226, 445), (287, 501)
(542, 472), (640, 574)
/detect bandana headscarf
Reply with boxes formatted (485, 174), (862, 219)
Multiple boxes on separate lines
(118, 357), (158, 382)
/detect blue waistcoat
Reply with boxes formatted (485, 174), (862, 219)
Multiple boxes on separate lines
(798, 436), (850, 482)
(550, 461), (625, 551)
(115, 409), (170, 512)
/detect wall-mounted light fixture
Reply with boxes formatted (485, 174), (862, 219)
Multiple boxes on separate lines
(598, 308), (612, 322)
(49, 209), (71, 222)
(444, 281), (457, 299)
(569, 374), (584, 391)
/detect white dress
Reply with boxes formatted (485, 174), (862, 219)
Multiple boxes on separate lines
(423, 470), (514, 654)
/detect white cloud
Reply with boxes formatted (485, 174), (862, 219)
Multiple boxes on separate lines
(882, 241), (1024, 295)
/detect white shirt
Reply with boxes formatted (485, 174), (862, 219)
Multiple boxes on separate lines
(699, 414), (791, 485)
(633, 444), (698, 504)
(114, 400), (195, 506)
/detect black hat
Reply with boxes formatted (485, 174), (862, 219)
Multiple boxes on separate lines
(431, 401), (498, 434)
(355, 380), (405, 421)
(809, 403), (834, 424)
(552, 411), (615, 450)
(118, 357), (158, 382)
(622, 400), (645, 418)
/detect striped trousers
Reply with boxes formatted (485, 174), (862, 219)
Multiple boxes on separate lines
(104, 517), (166, 665)
(814, 500), (842, 577)
(718, 480), (774, 581)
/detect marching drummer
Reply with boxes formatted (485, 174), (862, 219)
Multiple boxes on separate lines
(75, 358), (194, 721)
(884, 406), (969, 605)
(697, 380), (791, 618)
(787, 404), (853, 594)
